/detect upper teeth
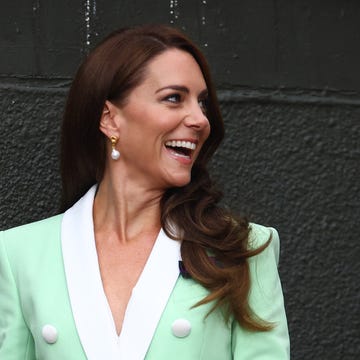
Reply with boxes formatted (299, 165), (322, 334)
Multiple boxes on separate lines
(165, 140), (196, 150)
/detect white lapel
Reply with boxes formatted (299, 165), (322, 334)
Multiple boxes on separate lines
(118, 228), (181, 359)
(61, 185), (182, 360)
(61, 185), (121, 360)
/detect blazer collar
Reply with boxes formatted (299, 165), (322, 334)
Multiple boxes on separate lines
(61, 185), (181, 360)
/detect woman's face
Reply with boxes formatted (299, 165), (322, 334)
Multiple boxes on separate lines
(112, 48), (211, 190)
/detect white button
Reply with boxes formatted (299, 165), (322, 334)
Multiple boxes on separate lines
(171, 318), (191, 338)
(41, 324), (58, 344)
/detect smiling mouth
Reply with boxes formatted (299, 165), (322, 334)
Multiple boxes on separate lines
(165, 140), (197, 158)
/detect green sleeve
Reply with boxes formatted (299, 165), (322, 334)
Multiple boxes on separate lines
(0, 231), (35, 360)
(231, 225), (290, 359)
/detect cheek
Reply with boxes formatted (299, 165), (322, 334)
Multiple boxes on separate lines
(128, 106), (169, 131)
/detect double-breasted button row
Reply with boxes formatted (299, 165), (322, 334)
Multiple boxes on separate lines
(41, 318), (192, 344)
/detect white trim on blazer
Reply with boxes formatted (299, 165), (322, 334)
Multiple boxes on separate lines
(61, 185), (182, 360)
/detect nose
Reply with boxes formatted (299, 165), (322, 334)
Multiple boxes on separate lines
(183, 102), (210, 131)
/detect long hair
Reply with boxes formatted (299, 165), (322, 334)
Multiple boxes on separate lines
(61, 24), (271, 331)
(61, 25), (222, 210)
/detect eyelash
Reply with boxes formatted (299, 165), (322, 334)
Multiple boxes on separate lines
(163, 93), (209, 114)
(164, 93), (182, 103)
(198, 98), (208, 113)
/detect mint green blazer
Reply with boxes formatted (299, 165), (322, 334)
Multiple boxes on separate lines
(0, 187), (289, 359)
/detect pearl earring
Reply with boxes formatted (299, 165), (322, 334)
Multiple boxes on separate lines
(110, 136), (120, 160)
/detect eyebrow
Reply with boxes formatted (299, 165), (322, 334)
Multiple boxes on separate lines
(155, 85), (189, 94)
(155, 85), (208, 97)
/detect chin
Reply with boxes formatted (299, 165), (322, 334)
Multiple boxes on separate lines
(167, 174), (192, 188)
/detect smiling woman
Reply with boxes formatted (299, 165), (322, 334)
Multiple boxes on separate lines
(0, 25), (290, 359)
(98, 49), (210, 190)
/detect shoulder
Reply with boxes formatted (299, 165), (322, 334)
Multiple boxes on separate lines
(0, 214), (63, 257)
(248, 223), (280, 265)
(2, 214), (63, 237)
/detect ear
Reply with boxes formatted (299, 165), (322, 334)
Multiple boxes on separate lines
(99, 100), (122, 138)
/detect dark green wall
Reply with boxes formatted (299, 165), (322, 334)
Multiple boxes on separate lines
(1, 1), (359, 359)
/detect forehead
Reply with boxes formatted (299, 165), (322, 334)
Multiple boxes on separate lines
(141, 48), (207, 90)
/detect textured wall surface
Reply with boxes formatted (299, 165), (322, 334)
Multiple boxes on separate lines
(1, 1), (359, 359)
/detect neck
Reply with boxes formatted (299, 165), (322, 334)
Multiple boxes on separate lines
(93, 170), (164, 244)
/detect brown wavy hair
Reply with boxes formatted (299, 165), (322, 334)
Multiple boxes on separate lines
(61, 24), (271, 331)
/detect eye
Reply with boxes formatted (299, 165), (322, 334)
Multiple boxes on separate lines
(163, 93), (182, 103)
(198, 97), (209, 114)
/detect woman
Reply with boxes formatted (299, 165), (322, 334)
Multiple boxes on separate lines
(0, 25), (289, 359)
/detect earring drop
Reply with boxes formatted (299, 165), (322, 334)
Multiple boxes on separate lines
(110, 136), (120, 160)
